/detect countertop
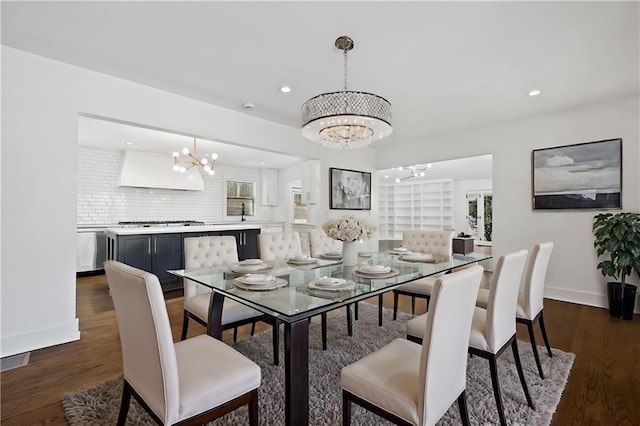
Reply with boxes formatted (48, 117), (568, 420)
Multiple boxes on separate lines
(102, 222), (284, 236)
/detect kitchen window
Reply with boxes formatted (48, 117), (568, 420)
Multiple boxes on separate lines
(226, 181), (255, 217)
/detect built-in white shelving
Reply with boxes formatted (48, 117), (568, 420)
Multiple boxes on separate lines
(378, 179), (454, 239)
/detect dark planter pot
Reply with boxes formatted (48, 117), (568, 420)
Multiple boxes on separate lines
(607, 282), (638, 320)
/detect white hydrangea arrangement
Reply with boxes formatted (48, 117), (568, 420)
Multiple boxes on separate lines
(322, 215), (377, 242)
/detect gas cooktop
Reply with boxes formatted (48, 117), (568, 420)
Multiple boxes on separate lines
(118, 220), (205, 228)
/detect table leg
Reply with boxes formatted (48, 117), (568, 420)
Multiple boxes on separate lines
(285, 319), (309, 426)
(207, 291), (225, 340)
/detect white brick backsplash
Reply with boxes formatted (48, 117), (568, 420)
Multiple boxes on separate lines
(77, 147), (273, 225)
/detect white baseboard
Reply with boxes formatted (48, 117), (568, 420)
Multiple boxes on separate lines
(1, 319), (80, 358)
(545, 286), (640, 314)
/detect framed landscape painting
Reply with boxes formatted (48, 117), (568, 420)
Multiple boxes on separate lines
(330, 167), (371, 210)
(532, 138), (622, 210)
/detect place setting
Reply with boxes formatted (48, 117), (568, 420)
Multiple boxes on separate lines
(230, 258), (273, 274)
(389, 246), (412, 255)
(287, 255), (319, 265)
(307, 275), (356, 292)
(318, 250), (343, 260)
(353, 264), (400, 279)
(232, 273), (288, 291)
(399, 253), (436, 263)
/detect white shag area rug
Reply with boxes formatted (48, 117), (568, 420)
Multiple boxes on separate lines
(63, 303), (574, 425)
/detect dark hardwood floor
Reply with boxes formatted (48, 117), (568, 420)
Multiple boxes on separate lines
(1, 273), (639, 425)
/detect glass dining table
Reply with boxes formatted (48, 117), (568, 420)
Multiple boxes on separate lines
(170, 251), (492, 426)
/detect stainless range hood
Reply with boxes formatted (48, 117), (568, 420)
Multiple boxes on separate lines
(117, 150), (204, 191)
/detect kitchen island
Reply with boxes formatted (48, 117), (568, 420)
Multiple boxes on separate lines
(105, 222), (283, 291)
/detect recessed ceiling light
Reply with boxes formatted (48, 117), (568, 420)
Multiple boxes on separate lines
(125, 141), (133, 145)
(384, 175), (389, 178)
(528, 89), (542, 96)
(242, 102), (256, 110)
(279, 86), (291, 93)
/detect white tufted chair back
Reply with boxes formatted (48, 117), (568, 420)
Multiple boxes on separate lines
(308, 229), (343, 257)
(105, 261), (180, 423)
(183, 236), (239, 300)
(258, 232), (302, 261)
(402, 230), (453, 255)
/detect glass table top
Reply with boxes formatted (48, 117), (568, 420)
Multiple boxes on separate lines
(170, 252), (492, 323)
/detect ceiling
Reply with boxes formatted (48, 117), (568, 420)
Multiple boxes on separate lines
(3, 2), (638, 158)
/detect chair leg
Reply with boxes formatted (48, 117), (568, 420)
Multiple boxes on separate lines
(272, 320), (279, 366)
(342, 390), (352, 426)
(180, 311), (189, 341)
(251, 321), (256, 336)
(233, 326), (238, 343)
(321, 313), (328, 350)
(457, 390), (471, 426)
(526, 320), (545, 379)
(378, 294), (383, 326)
(393, 291), (399, 320)
(354, 301), (359, 320)
(488, 355), (507, 426)
(512, 339), (534, 409)
(346, 305), (353, 337)
(411, 296), (416, 314)
(117, 380), (132, 426)
(248, 388), (259, 426)
(539, 311), (553, 357)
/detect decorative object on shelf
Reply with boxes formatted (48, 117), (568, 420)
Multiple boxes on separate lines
(301, 36), (392, 150)
(532, 138), (621, 209)
(394, 163), (432, 183)
(172, 137), (218, 175)
(593, 212), (640, 320)
(323, 215), (377, 266)
(330, 167), (372, 210)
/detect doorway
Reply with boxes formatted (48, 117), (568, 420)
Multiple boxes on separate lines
(466, 190), (492, 242)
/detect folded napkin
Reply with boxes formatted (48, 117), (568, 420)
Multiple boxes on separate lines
(243, 273), (275, 283)
(394, 247), (408, 252)
(359, 265), (392, 274)
(316, 276), (346, 286)
(239, 258), (263, 265)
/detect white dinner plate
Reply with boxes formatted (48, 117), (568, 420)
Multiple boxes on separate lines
(231, 263), (272, 274)
(308, 279), (355, 292)
(235, 274), (277, 286)
(358, 265), (392, 274)
(233, 277), (288, 291)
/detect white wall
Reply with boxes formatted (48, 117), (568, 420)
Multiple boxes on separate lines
(77, 147), (274, 224)
(1, 47), (378, 356)
(377, 95), (640, 310)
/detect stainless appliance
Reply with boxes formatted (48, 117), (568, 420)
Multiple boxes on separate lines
(76, 229), (108, 273)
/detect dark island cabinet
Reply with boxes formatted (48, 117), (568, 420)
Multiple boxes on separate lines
(110, 233), (183, 292)
(107, 228), (261, 292)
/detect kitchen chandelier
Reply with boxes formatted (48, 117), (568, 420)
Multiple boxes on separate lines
(301, 36), (392, 149)
(394, 164), (432, 183)
(172, 137), (218, 175)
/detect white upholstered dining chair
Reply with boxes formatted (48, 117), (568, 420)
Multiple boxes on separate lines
(182, 235), (280, 365)
(476, 242), (554, 378)
(105, 260), (261, 426)
(392, 230), (454, 319)
(308, 228), (342, 257)
(257, 231), (304, 261)
(407, 249), (533, 426)
(341, 265), (484, 426)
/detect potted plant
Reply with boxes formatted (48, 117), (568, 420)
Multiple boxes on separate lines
(593, 212), (640, 319)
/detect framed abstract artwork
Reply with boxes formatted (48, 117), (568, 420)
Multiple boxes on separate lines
(532, 138), (622, 210)
(329, 167), (371, 210)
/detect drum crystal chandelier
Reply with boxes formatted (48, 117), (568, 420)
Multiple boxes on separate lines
(301, 36), (392, 149)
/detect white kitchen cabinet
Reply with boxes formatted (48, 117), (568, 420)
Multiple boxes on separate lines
(260, 168), (279, 206)
(301, 159), (321, 204)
